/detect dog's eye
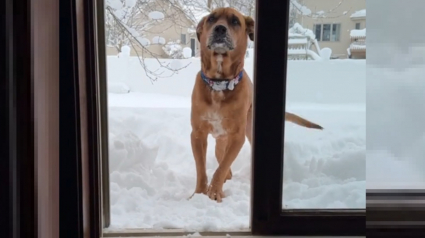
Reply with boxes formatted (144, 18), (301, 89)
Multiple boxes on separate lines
(208, 15), (215, 22)
(231, 17), (239, 26)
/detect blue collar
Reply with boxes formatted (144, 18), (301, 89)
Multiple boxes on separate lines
(200, 71), (244, 91)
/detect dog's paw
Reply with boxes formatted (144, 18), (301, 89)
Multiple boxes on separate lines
(207, 184), (225, 203)
(224, 169), (232, 182)
(187, 186), (208, 200)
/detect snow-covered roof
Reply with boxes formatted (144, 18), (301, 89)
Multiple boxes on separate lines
(350, 9), (366, 19)
(350, 28), (366, 39)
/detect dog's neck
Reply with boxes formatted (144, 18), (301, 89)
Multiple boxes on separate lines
(201, 52), (244, 80)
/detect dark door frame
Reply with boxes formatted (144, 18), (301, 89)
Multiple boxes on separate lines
(5, 0), (424, 237)
(1, 0), (60, 237)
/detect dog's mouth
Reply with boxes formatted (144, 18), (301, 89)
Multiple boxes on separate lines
(207, 35), (234, 54)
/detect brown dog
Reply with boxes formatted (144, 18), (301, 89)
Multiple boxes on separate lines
(190, 7), (322, 202)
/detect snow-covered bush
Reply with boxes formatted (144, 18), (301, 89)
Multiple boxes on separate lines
(162, 41), (184, 59)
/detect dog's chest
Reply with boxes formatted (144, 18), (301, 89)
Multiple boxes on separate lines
(202, 91), (227, 138)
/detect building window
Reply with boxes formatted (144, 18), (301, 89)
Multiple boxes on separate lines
(313, 24), (321, 41)
(313, 23), (341, 42)
(332, 23), (341, 41)
(180, 34), (186, 44)
(355, 22), (361, 29)
(322, 24), (331, 41)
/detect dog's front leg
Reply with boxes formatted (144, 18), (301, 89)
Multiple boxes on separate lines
(207, 131), (245, 202)
(190, 129), (208, 196)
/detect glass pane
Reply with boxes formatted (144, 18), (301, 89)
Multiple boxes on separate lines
(355, 22), (361, 29)
(313, 24), (321, 41)
(366, 0), (425, 189)
(331, 24), (341, 41)
(283, 0), (366, 209)
(103, 0), (256, 231)
(322, 24), (331, 41)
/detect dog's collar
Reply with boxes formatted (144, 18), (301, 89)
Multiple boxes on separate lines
(200, 71), (243, 91)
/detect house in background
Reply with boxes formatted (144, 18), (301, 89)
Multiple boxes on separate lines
(295, 0), (366, 59)
(106, 0), (209, 58)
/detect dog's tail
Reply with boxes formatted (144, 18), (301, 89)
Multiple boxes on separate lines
(285, 112), (323, 130)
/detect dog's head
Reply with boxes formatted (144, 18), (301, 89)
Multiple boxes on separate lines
(196, 7), (254, 56)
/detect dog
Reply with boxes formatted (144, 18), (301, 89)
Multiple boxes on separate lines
(190, 7), (323, 202)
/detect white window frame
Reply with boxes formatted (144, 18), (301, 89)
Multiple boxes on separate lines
(313, 23), (342, 42)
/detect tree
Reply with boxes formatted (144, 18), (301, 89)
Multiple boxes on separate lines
(105, 0), (352, 81)
(105, 0), (194, 81)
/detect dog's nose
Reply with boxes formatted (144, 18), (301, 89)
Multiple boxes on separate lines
(214, 25), (227, 35)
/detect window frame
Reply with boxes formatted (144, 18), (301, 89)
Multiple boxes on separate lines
(355, 22), (361, 30)
(62, 0), (367, 237)
(1, 0), (35, 236)
(314, 23), (342, 42)
(367, 189), (425, 237)
(6, 0), (424, 238)
(250, 1), (364, 236)
(331, 23), (342, 41)
(181, 33), (187, 44)
(313, 23), (322, 41)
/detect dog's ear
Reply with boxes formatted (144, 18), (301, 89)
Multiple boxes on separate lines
(245, 16), (255, 41)
(196, 16), (206, 42)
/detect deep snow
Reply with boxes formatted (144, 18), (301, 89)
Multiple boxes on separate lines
(106, 55), (366, 231)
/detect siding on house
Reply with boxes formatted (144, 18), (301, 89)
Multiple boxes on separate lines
(295, 0), (366, 59)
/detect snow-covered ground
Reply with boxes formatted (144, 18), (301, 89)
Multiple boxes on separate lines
(106, 55), (366, 230)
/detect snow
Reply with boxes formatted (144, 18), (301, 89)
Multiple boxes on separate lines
(108, 81), (131, 94)
(288, 38), (308, 45)
(350, 28), (366, 38)
(105, 56), (366, 230)
(120, 45), (131, 56)
(148, 11), (165, 20)
(183, 6), (210, 25)
(350, 9), (366, 18)
(320, 48), (332, 60)
(152, 36), (166, 45)
(291, 0), (312, 15)
(107, 0), (123, 10)
(137, 37), (150, 47)
(289, 23), (316, 40)
(125, 0), (137, 8)
(367, 48), (425, 188)
(170, 60), (182, 70)
(183, 47), (192, 58)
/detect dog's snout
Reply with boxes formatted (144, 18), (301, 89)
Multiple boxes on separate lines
(214, 25), (227, 35)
